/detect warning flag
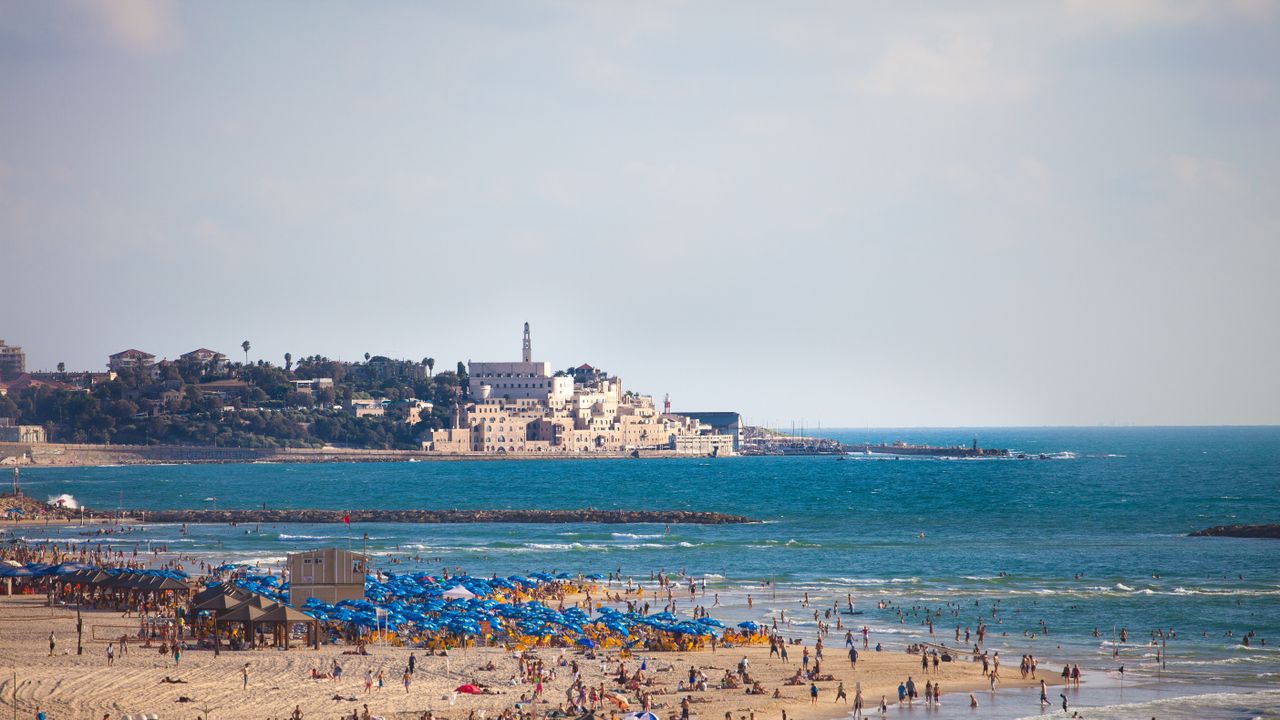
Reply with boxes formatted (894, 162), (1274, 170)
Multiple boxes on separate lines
(342, 514), (351, 525)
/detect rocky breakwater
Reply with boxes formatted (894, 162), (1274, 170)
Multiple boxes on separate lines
(1189, 524), (1280, 539)
(134, 508), (752, 525)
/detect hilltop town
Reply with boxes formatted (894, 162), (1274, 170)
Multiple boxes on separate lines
(0, 328), (740, 464)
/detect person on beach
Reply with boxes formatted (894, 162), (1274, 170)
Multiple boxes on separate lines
(835, 682), (847, 703)
(924, 681), (933, 706)
(849, 646), (858, 667)
(969, 693), (979, 708)
(48, 631), (56, 656)
(409, 652), (417, 674)
(897, 681), (906, 704)
(242, 662), (250, 689)
(906, 677), (915, 705)
(403, 670), (412, 693)
(365, 669), (373, 691)
(1039, 679), (1049, 706)
(106, 642), (114, 666)
(809, 682), (818, 704)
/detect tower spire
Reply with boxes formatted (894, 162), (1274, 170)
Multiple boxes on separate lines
(522, 322), (532, 363)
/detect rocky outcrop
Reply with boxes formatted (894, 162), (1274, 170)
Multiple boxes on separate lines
(1189, 524), (1280, 539)
(133, 508), (751, 525)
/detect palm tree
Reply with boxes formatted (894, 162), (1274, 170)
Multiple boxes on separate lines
(425, 357), (435, 377)
(242, 340), (251, 365)
(284, 352), (293, 372)
(364, 352), (371, 363)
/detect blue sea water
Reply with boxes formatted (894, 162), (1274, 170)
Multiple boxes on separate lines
(8, 427), (1280, 718)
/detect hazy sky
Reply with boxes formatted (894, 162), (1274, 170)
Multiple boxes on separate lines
(2, 1), (1278, 426)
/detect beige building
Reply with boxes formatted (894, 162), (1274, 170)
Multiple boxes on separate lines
(0, 340), (25, 380)
(108, 349), (156, 372)
(0, 418), (45, 444)
(425, 325), (737, 457)
(287, 548), (367, 605)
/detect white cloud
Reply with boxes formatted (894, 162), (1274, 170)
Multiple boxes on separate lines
(1061, 0), (1274, 31)
(78, 0), (179, 54)
(1166, 154), (1239, 190)
(861, 31), (1035, 104)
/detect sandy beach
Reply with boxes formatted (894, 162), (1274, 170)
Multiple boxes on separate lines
(0, 594), (1059, 720)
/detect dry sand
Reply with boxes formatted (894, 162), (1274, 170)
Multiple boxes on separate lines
(0, 596), (1057, 720)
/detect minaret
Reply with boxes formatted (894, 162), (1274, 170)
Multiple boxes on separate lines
(522, 322), (532, 363)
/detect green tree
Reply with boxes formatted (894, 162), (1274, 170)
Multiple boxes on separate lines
(425, 357), (435, 377)
(364, 352), (371, 362)
(56, 362), (65, 374)
(241, 340), (251, 365)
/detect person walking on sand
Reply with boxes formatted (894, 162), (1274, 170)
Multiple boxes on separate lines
(242, 662), (250, 690)
(48, 631), (56, 656)
(365, 669), (374, 691)
(106, 642), (114, 666)
(849, 646), (858, 667)
(403, 669), (413, 693)
(835, 682), (847, 703)
(809, 682), (818, 704)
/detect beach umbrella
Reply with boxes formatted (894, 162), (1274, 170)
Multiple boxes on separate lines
(696, 617), (726, 628)
(577, 638), (597, 648)
(622, 712), (659, 720)
(3, 508), (24, 515)
(737, 621), (758, 631)
(443, 586), (476, 600)
(455, 684), (484, 695)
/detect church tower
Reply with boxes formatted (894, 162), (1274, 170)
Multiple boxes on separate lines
(522, 322), (532, 363)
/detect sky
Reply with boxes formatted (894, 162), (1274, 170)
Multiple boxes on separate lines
(1, 1), (1278, 427)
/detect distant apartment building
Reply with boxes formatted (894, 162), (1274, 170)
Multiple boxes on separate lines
(347, 398), (385, 418)
(108, 349), (157, 372)
(0, 340), (25, 380)
(180, 348), (228, 369)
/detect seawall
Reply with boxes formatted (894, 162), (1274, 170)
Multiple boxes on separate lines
(0, 442), (698, 467)
(131, 508), (752, 525)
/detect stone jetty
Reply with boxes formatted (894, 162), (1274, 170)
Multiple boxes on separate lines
(1189, 524), (1280, 539)
(133, 508), (751, 525)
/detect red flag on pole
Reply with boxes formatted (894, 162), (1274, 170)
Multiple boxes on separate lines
(342, 514), (351, 525)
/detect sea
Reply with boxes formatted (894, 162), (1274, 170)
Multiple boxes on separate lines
(7, 427), (1280, 719)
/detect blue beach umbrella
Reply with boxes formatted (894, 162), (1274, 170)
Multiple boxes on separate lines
(737, 621), (759, 631)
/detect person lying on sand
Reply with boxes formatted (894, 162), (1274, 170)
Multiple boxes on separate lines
(160, 676), (188, 684)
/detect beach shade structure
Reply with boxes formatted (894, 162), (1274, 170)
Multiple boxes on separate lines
(216, 601), (270, 648)
(442, 585), (477, 600)
(576, 638), (597, 648)
(193, 583), (250, 606)
(257, 603), (320, 649)
(455, 684), (484, 695)
(737, 621), (759, 631)
(195, 590), (252, 614)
